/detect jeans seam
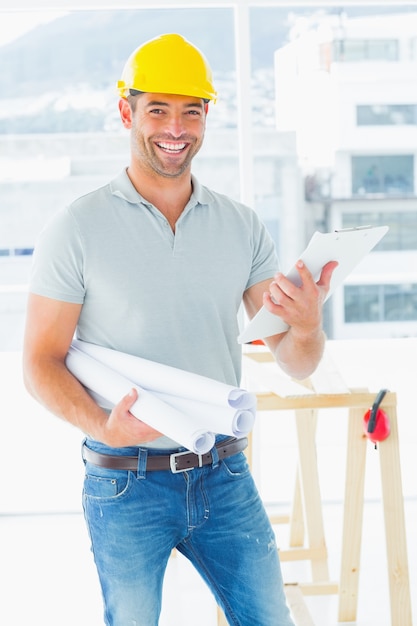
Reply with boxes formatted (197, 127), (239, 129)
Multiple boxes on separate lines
(180, 540), (240, 626)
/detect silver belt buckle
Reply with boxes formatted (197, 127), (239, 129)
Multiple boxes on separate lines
(169, 450), (203, 473)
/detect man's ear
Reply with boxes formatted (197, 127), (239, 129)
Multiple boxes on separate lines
(119, 98), (132, 129)
(204, 102), (209, 115)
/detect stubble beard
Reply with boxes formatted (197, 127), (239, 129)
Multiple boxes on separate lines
(132, 125), (203, 179)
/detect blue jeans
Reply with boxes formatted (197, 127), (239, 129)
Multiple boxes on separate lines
(82, 439), (294, 626)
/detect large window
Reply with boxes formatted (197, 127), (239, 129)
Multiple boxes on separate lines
(2, 5), (417, 353)
(342, 211), (417, 251)
(344, 284), (417, 322)
(332, 38), (398, 62)
(357, 104), (417, 126)
(351, 155), (414, 196)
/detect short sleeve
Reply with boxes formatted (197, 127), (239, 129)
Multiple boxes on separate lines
(29, 208), (85, 304)
(246, 211), (279, 290)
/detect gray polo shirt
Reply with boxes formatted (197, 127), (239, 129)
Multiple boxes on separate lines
(30, 169), (278, 444)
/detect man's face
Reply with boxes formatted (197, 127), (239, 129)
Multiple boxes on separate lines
(126, 92), (207, 179)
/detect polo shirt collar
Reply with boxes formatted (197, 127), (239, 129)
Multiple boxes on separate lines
(110, 168), (210, 208)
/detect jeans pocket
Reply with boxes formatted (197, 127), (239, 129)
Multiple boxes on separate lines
(83, 466), (131, 500)
(220, 451), (251, 479)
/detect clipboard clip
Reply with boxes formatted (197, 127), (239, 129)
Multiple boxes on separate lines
(334, 225), (373, 232)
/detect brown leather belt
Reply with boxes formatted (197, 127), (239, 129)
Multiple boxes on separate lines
(82, 436), (248, 474)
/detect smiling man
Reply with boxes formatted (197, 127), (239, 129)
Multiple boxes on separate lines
(23, 34), (336, 626)
(124, 93), (206, 178)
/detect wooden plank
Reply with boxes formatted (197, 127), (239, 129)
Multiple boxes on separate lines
(295, 408), (329, 582)
(256, 391), (397, 412)
(379, 405), (413, 626)
(269, 513), (291, 525)
(338, 406), (367, 622)
(284, 584), (316, 626)
(297, 581), (339, 596)
(289, 470), (305, 547)
(216, 607), (228, 626)
(243, 350), (275, 363)
(280, 546), (328, 562)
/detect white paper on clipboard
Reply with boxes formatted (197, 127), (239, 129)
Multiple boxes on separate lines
(238, 225), (389, 343)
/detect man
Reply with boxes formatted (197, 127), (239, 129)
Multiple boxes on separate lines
(23, 34), (336, 625)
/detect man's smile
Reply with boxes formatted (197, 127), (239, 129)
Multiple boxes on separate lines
(155, 141), (188, 154)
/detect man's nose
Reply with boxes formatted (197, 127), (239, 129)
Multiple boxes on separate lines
(165, 114), (186, 136)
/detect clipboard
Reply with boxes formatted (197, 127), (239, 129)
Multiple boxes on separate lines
(238, 225), (389, 343)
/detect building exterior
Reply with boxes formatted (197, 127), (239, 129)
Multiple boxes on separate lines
(5, 10), (417, 348)
(0, 128), (302, 350)
(275, 11), (417, 339)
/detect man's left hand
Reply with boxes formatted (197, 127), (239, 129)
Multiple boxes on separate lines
(263, 260), (338, 337)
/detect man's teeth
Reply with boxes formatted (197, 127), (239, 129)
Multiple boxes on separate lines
(157, 142), (186, 153)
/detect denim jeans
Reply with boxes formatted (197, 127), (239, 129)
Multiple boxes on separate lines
(82, 439), (294, 626)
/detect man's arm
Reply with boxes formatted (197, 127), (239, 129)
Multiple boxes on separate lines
(22, 293), (161, 446)
(243, 260), (338, 380)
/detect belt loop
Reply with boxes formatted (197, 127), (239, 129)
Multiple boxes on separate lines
(211, 444), (220, 469)
(137, 448), (148, 479)
(81, 438), (88, 465)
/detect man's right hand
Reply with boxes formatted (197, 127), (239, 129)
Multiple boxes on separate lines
(23, 294), (162, 448)
(100, 388), (163, 448)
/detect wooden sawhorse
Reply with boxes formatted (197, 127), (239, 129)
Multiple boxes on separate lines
(234, 350), (413, 626)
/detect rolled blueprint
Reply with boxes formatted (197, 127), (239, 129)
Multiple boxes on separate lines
(66, 346), (215, 454)
(152, 392), (255, 438)
(88, 389), (255, 441)
(69, 339), (257, 442)
(72, 339), (256, 411)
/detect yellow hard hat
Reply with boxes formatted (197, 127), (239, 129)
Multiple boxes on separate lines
(117, 33), (217, 103)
